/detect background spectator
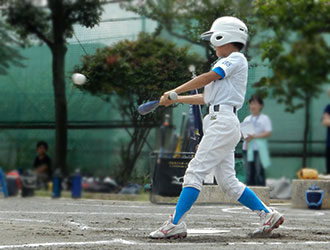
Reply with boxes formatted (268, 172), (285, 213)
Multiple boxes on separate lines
(242, 95), (272, 186)
(34, 141), (52, 188)
(321, 88), (330, 174)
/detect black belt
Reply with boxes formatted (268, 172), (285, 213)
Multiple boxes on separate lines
(206, 104), (236, 114)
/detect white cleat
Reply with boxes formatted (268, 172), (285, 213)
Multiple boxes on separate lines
(149, 216), (187, 239)
(252, 208), (285, 236)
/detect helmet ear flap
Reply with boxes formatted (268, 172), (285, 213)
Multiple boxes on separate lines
(215, 35), (223, 41)
(210, 31), (225, 47)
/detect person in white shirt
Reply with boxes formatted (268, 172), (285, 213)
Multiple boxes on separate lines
(321, 87), (330, 174)
(148, 16), (284, 240)
(242, 95), (272, 186)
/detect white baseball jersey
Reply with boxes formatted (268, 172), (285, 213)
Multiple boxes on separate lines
(242, 113), (272, 150)
(183, 51), (248, 201)
(203, 52), (248, 109)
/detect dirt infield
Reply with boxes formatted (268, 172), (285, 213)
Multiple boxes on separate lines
(0, 197), (329, 249)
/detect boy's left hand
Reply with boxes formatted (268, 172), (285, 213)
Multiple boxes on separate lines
(159, 94), (176, 106)
(159, 90), (177, 106)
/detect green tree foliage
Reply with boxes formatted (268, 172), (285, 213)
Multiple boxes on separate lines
(0, 20), (24, 74)
(75, 33), (204, 184)
(0, 0), (104, 175)
(254, 0), (330, 166)
(124, 0), (254, 68)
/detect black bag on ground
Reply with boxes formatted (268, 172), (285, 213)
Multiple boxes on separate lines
(152, 157), (190, 197)
(20, 171), (37, 197)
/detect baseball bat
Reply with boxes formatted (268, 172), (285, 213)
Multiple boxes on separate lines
(137, 92), (178, 115)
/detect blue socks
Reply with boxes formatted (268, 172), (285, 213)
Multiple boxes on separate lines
(238, 187), (269, 213)
(173, 186), (268, 225)
(173, 187), (200, 224)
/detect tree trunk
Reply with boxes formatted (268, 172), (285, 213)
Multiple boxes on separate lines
(49, 0), (68, 176)
(51, 44), (68, 176)
(302, 94), (311, 167)
(118, 127), (151, 185)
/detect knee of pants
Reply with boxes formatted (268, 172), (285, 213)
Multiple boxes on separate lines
(182, 159), (204, 191)
(182, 172), (203, 191)
(218, 175), (245, 200)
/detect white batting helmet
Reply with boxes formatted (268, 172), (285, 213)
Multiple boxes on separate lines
(200, 16), (248, 48)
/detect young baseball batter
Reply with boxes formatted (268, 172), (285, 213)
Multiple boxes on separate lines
(149, 16), (284, 239)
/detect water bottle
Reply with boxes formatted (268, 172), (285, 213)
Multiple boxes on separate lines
(71, 169), (82, 199)
(52, 169), (61, 198)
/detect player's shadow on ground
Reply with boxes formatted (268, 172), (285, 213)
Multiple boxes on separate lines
(145, 233), (284, 244)
(145, 235), (227, 244)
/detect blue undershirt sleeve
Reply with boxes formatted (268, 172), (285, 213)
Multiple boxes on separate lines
(212, 66), (226, 79)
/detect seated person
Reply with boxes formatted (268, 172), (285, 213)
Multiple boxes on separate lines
(34, 141), (52, 188)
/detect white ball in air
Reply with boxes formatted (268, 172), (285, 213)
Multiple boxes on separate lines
(72, 73), (86, 85)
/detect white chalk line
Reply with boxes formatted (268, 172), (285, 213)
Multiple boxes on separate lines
(0, 217), (54, 224)
(0, 239), (135, 249)
(17, 199), (290, 211)
(0, 206), (328, 234)
(267, 203), (291, 206)
(251, 223), (330, 231)
(0, 209), (327, 227)
(35, 199), (290, 209)
(0, 216), (249, 235)
(43, 202), (165, 209)
(0, 210), (233, 218)
(0, 216), (234, 234)
(222, 207), (326, 217)
(67, 220), (231, 234)
(66, 221), (330, 233)
(2, 216), (328, 234)
(5, 203), (325, 220)
(16, 200), (234, 209)
(1, 238), (330, 249)
(228, 241), (330, 246)
(222, 207), (266, 214)
(188, 229), (230, 234)
(5, 216), (327, 235)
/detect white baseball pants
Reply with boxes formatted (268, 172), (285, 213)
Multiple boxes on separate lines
(183, 108), (246, 201)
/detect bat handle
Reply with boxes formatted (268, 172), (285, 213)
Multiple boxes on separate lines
(168, 92), (178, 100)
